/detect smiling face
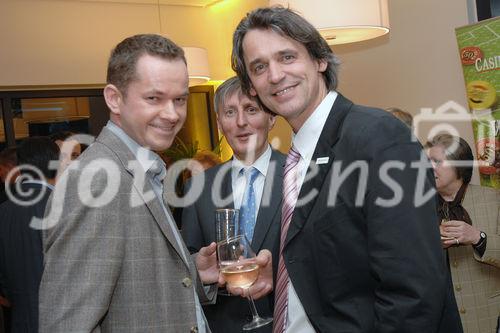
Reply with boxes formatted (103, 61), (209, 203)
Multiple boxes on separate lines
(427, 145), (463, 196)
(242, 28), (328, 132)
(217, 90), (275, 164)
(105, 54), (189, 151)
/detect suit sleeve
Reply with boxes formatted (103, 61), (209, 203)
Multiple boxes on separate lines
(181, 179), (205, 254)
(39, 168), (125, 332)
(361, 130), (448, 332)
(475, 235), (500, 267)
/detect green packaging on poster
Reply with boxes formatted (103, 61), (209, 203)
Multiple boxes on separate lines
(456, 17), (500, 188)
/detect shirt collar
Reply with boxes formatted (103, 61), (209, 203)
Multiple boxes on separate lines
(231, 144), (272, 180)
(292, 91), (337, 163)
(106, 120), (164, 174)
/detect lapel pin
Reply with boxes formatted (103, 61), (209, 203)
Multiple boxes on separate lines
(316, 157), (329, 165)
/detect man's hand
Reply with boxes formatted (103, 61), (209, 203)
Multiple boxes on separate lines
(225, 249), (273, 300)
(195, 242), (219, 284)
(440, 220), (481, 249)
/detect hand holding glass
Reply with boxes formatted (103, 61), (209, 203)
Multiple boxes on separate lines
(215, 208), (272, 330)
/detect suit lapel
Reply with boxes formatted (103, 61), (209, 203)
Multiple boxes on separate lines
(285, 94), (354, 247)
(251, 150), (285, 251)
(220, 162), (234, 209)
(97, 128), (189, 268)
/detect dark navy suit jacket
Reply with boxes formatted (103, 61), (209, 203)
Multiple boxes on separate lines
(280, 94), (461, 332)
(182, 150), (285, 333)
(0, 182), (51, 333)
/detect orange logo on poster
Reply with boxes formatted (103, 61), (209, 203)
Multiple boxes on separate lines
(460, 46), (483, 65)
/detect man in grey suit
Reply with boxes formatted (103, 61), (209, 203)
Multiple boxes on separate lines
(182, 76), (285, 332)
(38, 34), (224, 333)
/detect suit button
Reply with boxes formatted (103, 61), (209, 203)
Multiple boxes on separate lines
(455, 285), (462, 292)
(460, 307), (466, 314)
(288, 258), (295, 264)
(182, 277), (192, 288)
(452, 261), (459, 268)
(190, 326), (198, 333)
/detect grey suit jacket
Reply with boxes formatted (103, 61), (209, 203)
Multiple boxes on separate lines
(181, 149), (285, 332)
(448, 184), (500, 333)
(39, 127), (210, 333)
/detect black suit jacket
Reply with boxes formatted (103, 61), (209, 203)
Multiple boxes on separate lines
(283, 94), (461, 332)
(181, 149), (285, 333)
(0, 182), (52, 333)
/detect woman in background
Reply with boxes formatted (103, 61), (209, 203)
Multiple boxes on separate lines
(426, 133), (500, 333)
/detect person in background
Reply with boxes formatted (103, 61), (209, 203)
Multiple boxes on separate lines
(0, 147), (18, 332)
(231, 6), (460, 332)
(49, 131), (82, 175)
(182, 76), (284, 332)
(385, 107), (413, 128)
(0, 147), (19, 204)
(38, 34), (271, 333)
(426, 133), (500, 333)
(187, 150), (222, 178)
(173, 150), (222, 228)
(0, 137), (59, 333)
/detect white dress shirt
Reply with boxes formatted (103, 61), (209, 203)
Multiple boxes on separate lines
(286, 91), (338, 333)
(230, 144), (272, 215)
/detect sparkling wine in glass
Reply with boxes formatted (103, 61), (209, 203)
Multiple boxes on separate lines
(218, 234), (273, 330)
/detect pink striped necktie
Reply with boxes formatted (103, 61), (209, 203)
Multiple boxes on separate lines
(273, 145), (301, 333)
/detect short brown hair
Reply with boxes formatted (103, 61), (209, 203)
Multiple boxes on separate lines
(214, 76), (272, 115)
(232, 6), (340, 95)
(425, 134), (474, 184)
(385, 108), (413, 128)
(0, 147), (17, 167)
(192, 151), (222, 168)
(107, 34), (186, 96)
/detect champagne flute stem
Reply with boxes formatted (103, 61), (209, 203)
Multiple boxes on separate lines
(247, 292), (260, 319)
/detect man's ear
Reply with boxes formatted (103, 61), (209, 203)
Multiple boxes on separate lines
(103, 84), (122, 116)
(318, 59), (328, 73)
(215, 115), (225, 137)
(249, 85), (257, 97)
(268, 114), (277, 130)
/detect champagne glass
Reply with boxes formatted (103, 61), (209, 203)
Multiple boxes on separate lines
(218, 234), (273, 330)
(215, 208), (240, 245)
(215, 208), (239, 296)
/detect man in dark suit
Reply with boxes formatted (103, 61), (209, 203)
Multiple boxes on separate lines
(182, 76), (285, 332)
(230, 7), (461, 333)
(0, 147), (19, 205)
(0, 137), (59, 333)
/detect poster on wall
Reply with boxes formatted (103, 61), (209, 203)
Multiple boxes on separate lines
(456, 16), (500, 189)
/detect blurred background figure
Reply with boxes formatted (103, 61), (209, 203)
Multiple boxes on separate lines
(426, 133), (500, 333)
(0, 136), (59, 333)
(0, 147), (16, 333)
(49, 131), (82, 175)
(172, 150), (222, 228)
(385, 107), (414, 128)
(186, 150), (222, 179)
(0, 147), (19, 205)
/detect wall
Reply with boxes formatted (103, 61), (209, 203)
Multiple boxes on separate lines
(0, 0), (266, 86)
(332, 0), (479, 182)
